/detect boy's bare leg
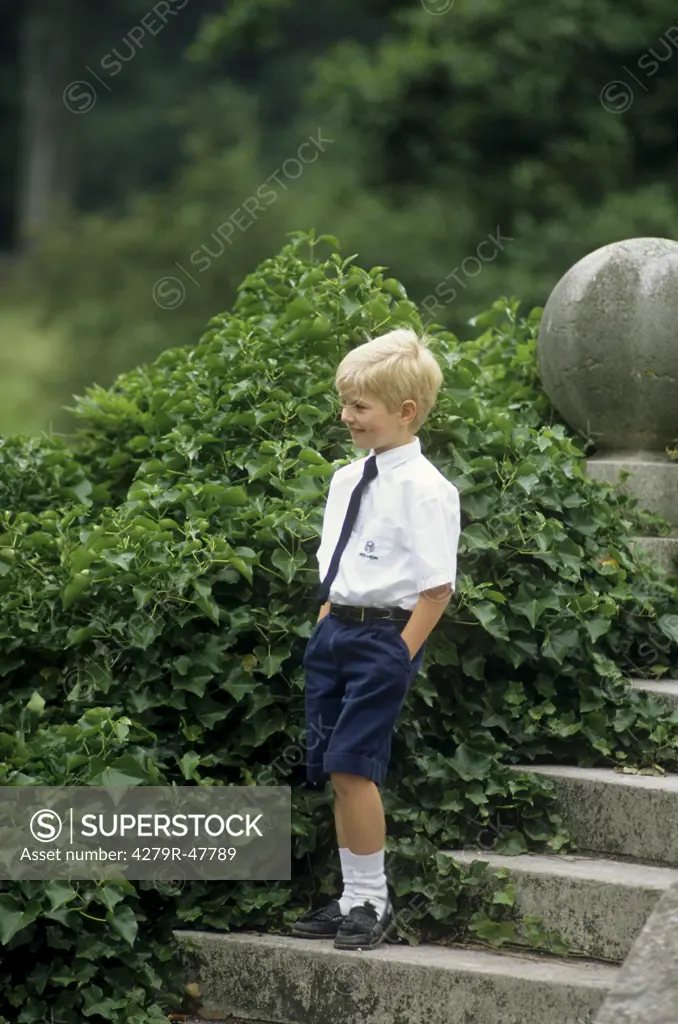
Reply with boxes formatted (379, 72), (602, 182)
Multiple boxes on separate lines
(333, 792), (347, 848)
(331, 773), (385, 853)
(331, 773), (390, 920)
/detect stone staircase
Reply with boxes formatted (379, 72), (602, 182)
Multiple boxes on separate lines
(585, 451), (678, 579)
(173, 455), (678, 1023)
(174, 928), (618, 1024)
(174, 742), (678, 1024)
(629, 677), (678, 708)
(173, 674), (678, 1024)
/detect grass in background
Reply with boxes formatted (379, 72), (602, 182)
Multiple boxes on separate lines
(0, 302), (67, 436)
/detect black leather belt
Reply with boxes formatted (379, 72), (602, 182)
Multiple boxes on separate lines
(329, 603), (412, 624)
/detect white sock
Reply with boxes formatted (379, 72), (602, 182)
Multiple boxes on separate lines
(347, 848), (388, 917)
(337, 847), (355, 916)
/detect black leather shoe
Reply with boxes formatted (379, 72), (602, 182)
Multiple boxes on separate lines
(333, 898), (397, 950)
(290, 899), (344, 939)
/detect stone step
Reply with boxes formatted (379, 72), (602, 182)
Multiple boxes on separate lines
(510, 765), (678, 865)
(628, 535), (678, 576)
(173, 929), (618, 1024)
(446, 849), (678, 963)
(585, 454), (678, 527)
(628, 677), (678, 711)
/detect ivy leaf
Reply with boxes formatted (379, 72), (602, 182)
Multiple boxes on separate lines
(221, 668), (256, 701)
(613, 706), (637, 732)
(271, 548), (307, 583)
(0, 895), (40, 944)
(106, 904), (138, 948)
(494, 831), (529, 855)
(62, 573), (92, 608)
(492, 884), (516, 906)
(25, 691), (45, 716)
(195, 594), (221, 624)
(133, 585), (153, 609)
(585, 617), (612, 642)
(253, 645), (291, 678)
(470, 601), (510, 639)
(469, 914), (516, 946)
(45, 881), (78, 913)
(512, 596), (556, 628)
(179, 751), (202, 780)
(94, 885), (127, 914)
(220, 486), (249, 506)
(451, 744), (493, 781)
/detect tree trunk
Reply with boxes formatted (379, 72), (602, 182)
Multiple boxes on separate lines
(18, 0), (73, 248)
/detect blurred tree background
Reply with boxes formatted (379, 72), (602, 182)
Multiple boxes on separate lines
(1, 0), (678, 434)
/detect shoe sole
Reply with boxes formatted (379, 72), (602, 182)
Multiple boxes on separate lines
(333, 929), (399, 951)
(291, 926), (341, 939)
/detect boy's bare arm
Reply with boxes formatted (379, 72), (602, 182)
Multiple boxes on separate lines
(400, 584), (453, 658)
(317, 601), (332, 622)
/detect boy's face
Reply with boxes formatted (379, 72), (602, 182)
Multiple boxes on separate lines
(339, 389), (417, 454)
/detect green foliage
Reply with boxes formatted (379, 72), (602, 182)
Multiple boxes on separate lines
(0, 434), (99, 514)
(10, 0), (678, 433)
(9, 82), (322, 424)
(0, 303), (68, 436)
(0, 231), (677, 1020)
(0, 705), (182, 1024)
(195, 0), (678, 329)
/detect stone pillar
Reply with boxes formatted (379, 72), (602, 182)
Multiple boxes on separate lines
(538, 238), (678, 578)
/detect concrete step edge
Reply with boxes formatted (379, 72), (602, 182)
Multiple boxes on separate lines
(509, 764), (678, 866)
(628, 679), (678, 703)
(443, 849), (678, 888)
(627, 678), (678, 684)
(510, 764), (678, 791)
(442, 849), (678, 962)
(174, 929), (618, 1024)
(174, 927), (620, 981)
(586, 455), (678, 468)
(630, 534), (678, 542)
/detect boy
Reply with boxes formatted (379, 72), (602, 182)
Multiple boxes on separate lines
(291, 326), (461, 952)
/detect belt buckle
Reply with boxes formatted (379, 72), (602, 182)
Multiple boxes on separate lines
(359, 607), (365, 622)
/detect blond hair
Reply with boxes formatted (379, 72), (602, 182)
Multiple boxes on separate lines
(335, 327), (443, 433)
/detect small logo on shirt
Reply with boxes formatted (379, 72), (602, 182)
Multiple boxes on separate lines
(360, 540), (378, 560)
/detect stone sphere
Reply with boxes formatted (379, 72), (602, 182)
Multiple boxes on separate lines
(538, 237), (678, 451)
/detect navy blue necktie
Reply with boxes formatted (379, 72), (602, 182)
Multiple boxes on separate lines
(317, 454), (379, 604)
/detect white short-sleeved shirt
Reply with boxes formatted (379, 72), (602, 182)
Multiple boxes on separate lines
(317, 436), (461, 611)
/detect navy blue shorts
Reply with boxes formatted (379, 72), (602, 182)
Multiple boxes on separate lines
(303, 612), (427, 788)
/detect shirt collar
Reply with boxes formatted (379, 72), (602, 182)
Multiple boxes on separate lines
(369, 436), (421, 471)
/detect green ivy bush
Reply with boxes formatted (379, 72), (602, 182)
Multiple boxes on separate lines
(0, 435), (100, 515)
(0, 706), (183, 1024)
(0, 231), (677, 1021)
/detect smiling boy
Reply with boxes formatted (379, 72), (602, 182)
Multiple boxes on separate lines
(291, 326), (461, 951)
